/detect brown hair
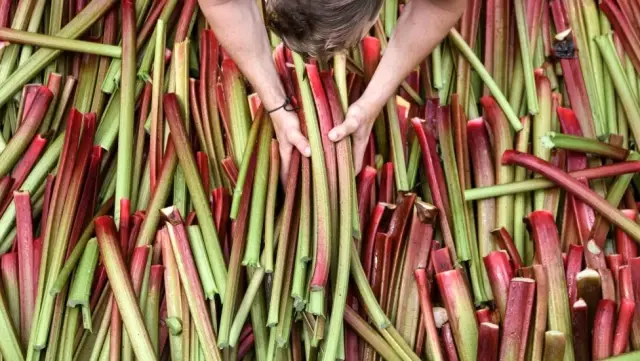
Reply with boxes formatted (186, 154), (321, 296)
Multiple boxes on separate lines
(267, 0), (383, 58)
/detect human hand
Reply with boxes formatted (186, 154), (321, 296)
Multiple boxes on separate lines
(270, 107), (311, 180)
(327, 99), (379, 173)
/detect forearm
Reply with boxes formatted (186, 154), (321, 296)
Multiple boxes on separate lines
(362, 0), (465, 109)
(198, 0), (285, 109)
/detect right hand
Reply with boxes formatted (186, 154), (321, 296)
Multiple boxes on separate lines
(270, 108), (311, 180)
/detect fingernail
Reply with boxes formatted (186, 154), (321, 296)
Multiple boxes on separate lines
(304, 147), (311, 156)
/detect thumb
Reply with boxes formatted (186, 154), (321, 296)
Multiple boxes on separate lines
(328, 104), (365, 142)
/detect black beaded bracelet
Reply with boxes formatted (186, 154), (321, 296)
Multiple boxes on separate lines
(267, 96), (297, 114)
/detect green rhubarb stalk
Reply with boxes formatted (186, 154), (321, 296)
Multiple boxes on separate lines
(320, 71), (353, 361)
(438, 42), (455, 103)
(595, 34), (640, 144)
(50, 77), (77, 134)
(0, 280), (24, 361)
(267, 152), (301, 325)
(144, 266), (163, 355)
(481, 96), (515, 236)
(230, 111), (264, 219)
(67, 237), (99, 331)
(384, 0), (397, 37)
(137, 0), (179, 80)
(386, 97), (409, 191)
(131, 83), (152, 210)
(275, 225), (297, 347)
(533, 73), (552, 211)
(222, 59), (252, 165)
(514, 0), (539, 115)
(229, 265), (265, 347)
(565, 0), (602, 137)
(333, 54), (360, 242)
(115, 0), (137, 222)
(601, 14), (617, 136)
(161, 227), (185, 361)
(0, 0), (37, 84)
(149, 19), (166, 192)
(438, 107), (473, 262)
(582, 0), (605, 137)
(95, 217), (156, 361)
(51, 200), (114, 294)
(243, 119), (272, 266)
(0, 0), (119, 108)
(349, 242), (420, 361)
(173, 40), (190, 217)
(164, 93), (228, 297)
(163, 207), (222, 361)
(0, 28), (122, 58)
(343, 307), (403, 361)
(186, 225), (217, 298)
(432, 44), (443, 89)
(264, 140), (280, 273)
(449, 29), (523, 131)
(73, 54), (100, 113)
(292, 157), (310, 310)
(542, 132), (629, 160)
(17, 0), (47, 67)
(293, 52), (332, 291)
(513, 116), (531, 262)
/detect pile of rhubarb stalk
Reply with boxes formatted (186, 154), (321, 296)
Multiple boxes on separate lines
(1, 0), (640, 360)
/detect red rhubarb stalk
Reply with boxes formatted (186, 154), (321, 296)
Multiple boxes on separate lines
(441, 322), (460, 361)
(436, 268), (478, 361)
(480, 96), (514, 236)
(356, 166), (377, 243)
(491, 227), (524, 270)
(506, 151), (640, 242)
(415, 268), (446, 361)
(613, 299), (635, 355)
(14, 191), (34, 346)
(362, 202), (395, 281)
(9, 134), (48, 193)
(432, 247), (454, 274)
(396, 202), (436, 347)
(629, 258), (640, 349)
(468, 118), (496, 265)
(483, 250), (514, 319)
(572, 299), (590, 361)
(0, 86), (53, 177)
(565, 244), (584, 307)
(527, 210), (575, 361)
(412, 117), (456, 260)
(592, 299), (616, 360)
(617, 210), (639, 264)
(477, 322), (500, 361)
(379, 162), (394, 204)
(498, 278), (536, 361)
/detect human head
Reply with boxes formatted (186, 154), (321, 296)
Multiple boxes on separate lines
(266, 0), (383, 58)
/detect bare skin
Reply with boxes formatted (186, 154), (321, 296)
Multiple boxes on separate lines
(199, 0), (466, 178)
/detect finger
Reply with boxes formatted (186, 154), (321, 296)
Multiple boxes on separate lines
(287, 128), (311, 157)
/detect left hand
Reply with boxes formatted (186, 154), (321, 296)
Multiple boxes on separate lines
(328, 98), (380, 174)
